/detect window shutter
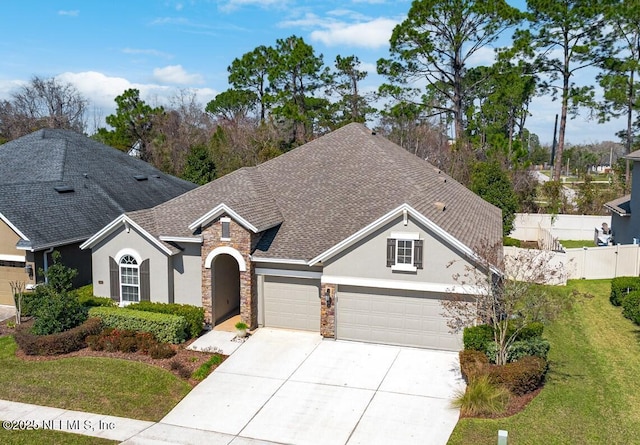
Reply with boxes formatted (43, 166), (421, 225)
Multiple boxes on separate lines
(140, 259), (150, 302)
(109, 257), (119, 302)
(386, 238), (396, 267)
(414, 239), (423, 269)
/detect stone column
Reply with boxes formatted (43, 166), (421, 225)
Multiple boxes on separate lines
(320, 283), (336, 338)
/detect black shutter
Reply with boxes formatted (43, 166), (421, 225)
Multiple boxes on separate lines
(414, 239), (424, 269)
(140, 259), (150, 302)
(109, 257), (119, 302)
(386, 238), (396, 267)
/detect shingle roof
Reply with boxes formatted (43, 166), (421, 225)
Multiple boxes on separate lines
(625, 149), (640, 161)
(126, 123), (502, 261)
(604, 194), (631, 216)
(0, 129), (197, 250)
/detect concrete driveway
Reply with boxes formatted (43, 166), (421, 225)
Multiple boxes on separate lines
(151, 328), (464, 445)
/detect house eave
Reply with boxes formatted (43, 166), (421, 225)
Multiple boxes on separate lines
(188, 204), (259, 234)
(159, 236), (203, 243)
(250, 256), (309, 265)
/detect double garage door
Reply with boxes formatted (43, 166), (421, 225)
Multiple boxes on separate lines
(262, 277), (461, 351)
(336, 286), (462, 351)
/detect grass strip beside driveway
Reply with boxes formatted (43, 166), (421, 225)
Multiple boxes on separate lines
(448, 279), (640, 445)
(0, 336), (191, 422)
(0, 426), (117, 445)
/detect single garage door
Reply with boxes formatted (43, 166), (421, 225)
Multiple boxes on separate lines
(263, 276), (320, 331)
(337, 286), (462, 351)
(0, 266), (28, 306)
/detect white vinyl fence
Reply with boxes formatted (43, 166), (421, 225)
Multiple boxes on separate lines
(512, 213), (611, 242)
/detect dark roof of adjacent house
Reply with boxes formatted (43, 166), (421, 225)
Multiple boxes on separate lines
(122, 123), (502, 262)
(0, 129), (196, 251)
(625, 149), (640, 161)
(604, 194), (631, 216)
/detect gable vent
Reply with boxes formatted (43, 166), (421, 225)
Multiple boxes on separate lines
(54, 185), (75, 193)
(134, 174), (148, 181)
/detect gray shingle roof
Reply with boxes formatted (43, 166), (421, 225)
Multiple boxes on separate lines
(604, 194), (631, 216)
(126, 123), (502, 261)
(0, 129), (197, 250)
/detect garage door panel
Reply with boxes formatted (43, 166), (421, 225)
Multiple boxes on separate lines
(263, 277), (320, 331)
(337, 290), (462, 351)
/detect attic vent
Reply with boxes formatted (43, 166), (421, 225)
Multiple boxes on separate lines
(54, 185), (75, 193)
(434, 201), (446, 211)
(134, 175), (148, 181)
(151, 174), (160, 178)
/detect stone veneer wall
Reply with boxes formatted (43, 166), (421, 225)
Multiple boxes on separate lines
(201, 217), (257, 329)
(320, 283), (336, 338)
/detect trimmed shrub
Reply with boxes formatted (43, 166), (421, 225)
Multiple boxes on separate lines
(149, 343), (176, 359)
(512, 321), (544, 340)
(14, 317), (102, 356)
(459, 349), (489, 383)
(452, 374), (510, 417)
(87, 328), (160, 353)
(125, 302), (204, 338)
(486, 338), (551, 363)
(89, 307), (189, 344)
(622, 290), (640, 324)
(488, 355), (548, 396)
(463, 325), (494, 352)
(610, 276), (640, 306)
(30, 287), (88, 336)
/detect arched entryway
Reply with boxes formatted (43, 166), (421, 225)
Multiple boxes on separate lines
(212, 254), (240, 324)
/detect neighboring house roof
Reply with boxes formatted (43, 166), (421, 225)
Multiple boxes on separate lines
(0, 129), (196, 251)
(605, 194), (631, 216)
(625, 149), (640, 161)
(83, 123), (503, 262)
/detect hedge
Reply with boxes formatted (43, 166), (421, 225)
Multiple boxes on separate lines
(125, 301), (204, 338)
(13, 317), (102, 356)
(486, 338), (551, 363)
(459, 349), (489, 383)
(463, 322), (544, 354)
(610, 276), (640, 306)
(621, 290), (640, 325)
(89, 307), (189, 344)
(488, 356), (548, 396)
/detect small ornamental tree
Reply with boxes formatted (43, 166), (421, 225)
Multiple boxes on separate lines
(9, 281), (25, 325)
(441, 241), (571, 366)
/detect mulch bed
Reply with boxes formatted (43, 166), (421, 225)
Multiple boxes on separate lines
(0, 318), (226, 387)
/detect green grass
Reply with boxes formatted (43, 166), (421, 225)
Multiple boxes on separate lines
(0, 336), (190, 422)
(559, 239), (596, 248)
(448, 279), (640, 445)
(0, 427), (116, 445)
(191, 354), (224, 381)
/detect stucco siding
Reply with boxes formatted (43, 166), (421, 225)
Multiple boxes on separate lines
(91, 225), (170, 301)
(0, 220), (24, 258)
(323, 216), (474, 285)
(172, 243), (202, 306)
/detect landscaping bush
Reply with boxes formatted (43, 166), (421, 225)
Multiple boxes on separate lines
(149, 343), (176, 359)
(87, 328), (160, 354)
(486, 338), (551, 363)
(125, 302), (204, 338)
(30, 286), (88, 335)
(89, 307), (189, 344)
(452, 374), (511, 417)
(73, 285), (115, 308)
(459, 349), (489, 383)
(610, 276), (640, 306)
(488, 355), (548, 396)
(13, 317), (102, 356)
(512, 321), (544, 340)
(463, 325), (494, 352)
(621, 290), (640, 325)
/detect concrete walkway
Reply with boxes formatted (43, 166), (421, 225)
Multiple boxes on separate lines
(0, 305), (16, 323)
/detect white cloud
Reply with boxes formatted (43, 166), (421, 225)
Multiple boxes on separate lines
(465, 46), (498, 67)
(58, 10), (79, 17)
(152, 65), (204, 85)
(310, 17), (398, 49)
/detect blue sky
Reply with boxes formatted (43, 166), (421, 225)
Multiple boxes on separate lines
(0, 0), (622, 144)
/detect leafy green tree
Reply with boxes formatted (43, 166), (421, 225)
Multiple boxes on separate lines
(515, 0), (614, 181)
(327, 55), (376, 126)
(378, 0), (521, 142)
(228, 45), (275, 122)
(268, 35), (329, 144)
(205, 89), (258, 124)
(597, 0), (640, 188)
(470, 162), (519, 236)
(181, 144), (216, 185)
(95, 89), (163, 161)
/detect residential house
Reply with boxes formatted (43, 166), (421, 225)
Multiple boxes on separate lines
(605, 150), (640, 244)
(0, 129), (196, 305)
(81, 123), (502, 351)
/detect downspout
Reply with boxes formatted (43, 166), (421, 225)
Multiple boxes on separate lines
(43, 247), (54, 284)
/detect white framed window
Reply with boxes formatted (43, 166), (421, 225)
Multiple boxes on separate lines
(119, 254), (139, 304)
(221, 217), (231, 241)
(387, 232), (423, 272)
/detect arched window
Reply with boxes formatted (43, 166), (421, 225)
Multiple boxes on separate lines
(120, 254), (139, 303)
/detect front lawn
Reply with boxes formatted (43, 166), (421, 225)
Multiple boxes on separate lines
(448, 279), (640, 444)
(0, 427), (117, 445)
(0, 335), (191, 422)
(560, 239), (596, 248)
